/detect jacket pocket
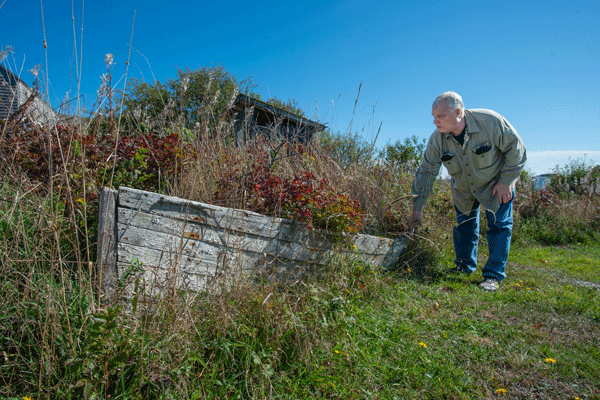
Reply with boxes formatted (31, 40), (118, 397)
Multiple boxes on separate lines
(441, 153), (461, 175)
(471, 142), (494, 169)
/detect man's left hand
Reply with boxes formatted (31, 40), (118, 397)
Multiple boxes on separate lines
(492, 182), (512, 204)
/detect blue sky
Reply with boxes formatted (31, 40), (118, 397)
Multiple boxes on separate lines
(2, 0), (599, 175)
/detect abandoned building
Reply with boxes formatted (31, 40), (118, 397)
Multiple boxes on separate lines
(0, 64), (57, 125)
(232, 93), (325, 145)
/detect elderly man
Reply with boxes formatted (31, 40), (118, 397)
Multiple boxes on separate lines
(410, 92), (526, 291)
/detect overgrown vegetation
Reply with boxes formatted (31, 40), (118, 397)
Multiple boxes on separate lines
(1, 58), (598, 399)
(514, 159), (600, 246)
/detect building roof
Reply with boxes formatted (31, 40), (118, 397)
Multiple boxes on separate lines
(0, 64), (29, 87)
(233, 93), (325, 132)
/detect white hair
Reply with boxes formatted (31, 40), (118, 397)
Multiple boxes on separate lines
(433, 92), (464, 114)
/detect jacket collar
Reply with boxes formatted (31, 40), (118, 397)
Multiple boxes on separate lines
(443, 109), (479, 140)
(464, 110), (480, 134)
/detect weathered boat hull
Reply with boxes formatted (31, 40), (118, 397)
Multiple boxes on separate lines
(96, 187), (406, 298)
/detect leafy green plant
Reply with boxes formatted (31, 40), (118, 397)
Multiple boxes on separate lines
(551, 157), (600, 196)
(317, 130), (375, 170)
(66, 305), (139, 399)
(379, 135), (426, 173)
(120, 65), (250, 132)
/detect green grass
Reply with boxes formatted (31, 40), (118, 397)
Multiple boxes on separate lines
(279, 244), (600, 399)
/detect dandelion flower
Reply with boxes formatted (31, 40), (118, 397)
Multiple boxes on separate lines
(515, 283), (521, 287)
(418, 342), (427, 348)
(334, 350), (340, 354)
(353, 244), (358, 250)
(407, 268), (412, 272)
(495, 388), (507, 394)
(545, 358), (556, 363)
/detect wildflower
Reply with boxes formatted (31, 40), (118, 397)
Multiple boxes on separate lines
(418, 342), (427, 348)
(495, 388), (507, 394)
(24, 397), (33, 400)
(515, 283), (521, 287)
(28, 64), (40, 78)
(104, 53), (114, 66)
(352, 244), (357, 250)
(334, 350), (340, 354)
(545, 358), (556, 363)
(407, 268), (412, 272)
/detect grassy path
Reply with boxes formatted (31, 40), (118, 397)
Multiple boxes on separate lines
(294, 242), (600, 399)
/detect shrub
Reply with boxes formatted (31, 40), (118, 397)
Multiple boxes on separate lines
(551, 157), (600, 196)
(516, 213), (600, 245)
(214, 146), (364, 234)
(379, 135), (426, 174)
(515, 180), (600, 245)
(317, 130), (375, 170)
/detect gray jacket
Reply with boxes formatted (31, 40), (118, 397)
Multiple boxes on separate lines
(412, 109), (527, 215)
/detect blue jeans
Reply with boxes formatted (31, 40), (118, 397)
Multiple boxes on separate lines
(453, 196), (513, 281)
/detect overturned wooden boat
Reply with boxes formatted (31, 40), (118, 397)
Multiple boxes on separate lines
(97, 187), (406, 298)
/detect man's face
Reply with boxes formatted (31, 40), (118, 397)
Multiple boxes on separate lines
(432, 100), (462, 134)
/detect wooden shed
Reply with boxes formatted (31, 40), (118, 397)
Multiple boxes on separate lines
(0, 64), (57, 125)
(232, 93), (325, 145)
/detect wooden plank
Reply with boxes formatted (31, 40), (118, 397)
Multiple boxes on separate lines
(117, 207), (333, 265)
(116, 242), (320, 294)
(96, 187), (118, 301)
(117, 245), (220, 294)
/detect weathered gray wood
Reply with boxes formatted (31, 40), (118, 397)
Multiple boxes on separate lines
(118, 206), (334, 266)
(99, 186), (406, 297)
(96, 187), (118, 301)
(118, 187), (399, 256)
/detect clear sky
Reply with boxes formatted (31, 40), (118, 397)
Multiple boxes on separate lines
(2, 0), (599, 176)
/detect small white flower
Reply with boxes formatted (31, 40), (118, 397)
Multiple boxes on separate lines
(29, 64), (41, 78)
